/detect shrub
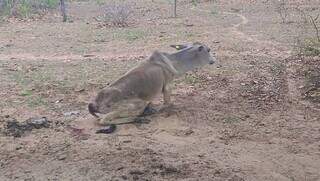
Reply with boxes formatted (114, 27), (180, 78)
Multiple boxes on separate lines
(32, 0), (60, 9)
(103, 3), (132, 27)
(0, 0), (59, 18)
(296, 38), (320, 56)
(274, 0), (290, 24)
(294, 12), (320, 56)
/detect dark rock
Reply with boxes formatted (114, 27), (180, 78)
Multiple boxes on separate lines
(26, 117), (49, 129)
(184, 129), (194, 135)
(4, 117), (50, 137)
(117, 166), (124, 170)
(83, 54), (95, 57)
(129, 170), (144, 175)
(5, 119), (32, 137)
(121, 175), (128, 180)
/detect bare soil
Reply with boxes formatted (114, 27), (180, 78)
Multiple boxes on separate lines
(0, 0), (320, 180)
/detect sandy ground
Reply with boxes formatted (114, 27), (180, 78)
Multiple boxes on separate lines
(0, 0), (320, 180)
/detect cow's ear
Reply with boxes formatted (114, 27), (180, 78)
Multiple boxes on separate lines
(170, 44), (188, 50)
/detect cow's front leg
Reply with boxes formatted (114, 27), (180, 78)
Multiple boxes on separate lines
(163, 85), (172, 106)
(98, 111), (123, 125)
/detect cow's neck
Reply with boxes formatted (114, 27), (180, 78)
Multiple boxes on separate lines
(168, 49), (197, 75)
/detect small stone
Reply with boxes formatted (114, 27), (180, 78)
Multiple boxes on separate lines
(129, 170), (144, 175)
(24, 170), (32, 174)
(121, 175), (128, 180)
(198, 154), (205, 158)
(163, 166), (179, 174)
(184, 129), (194, 135)
(83, 54), (95, 57)
(55, 99), (63, 103)
(57, 154), (67, 160)
(264, 129), (272, 134)
(117, 166), (124, 170)
(63, 111), (80, 116)
(228, 175), (244, 181)
(184, 23), (194, 27)
(74, 88), (85, 92)
(116, 147), (122, 150)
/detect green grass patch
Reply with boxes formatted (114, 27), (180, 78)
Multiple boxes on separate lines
(18, 0), (32, 18)
(112, 29), (147, 43)
(95, 0), (105, 5)
(298, 38), (320, 56)
(210, 7), (219, 15)
(223, 116), (242, 124)
(20, 89), (33, 96)
(184, 74), (201, 85)
(191, 0), (198, 6)
(25, 95), (48, 108)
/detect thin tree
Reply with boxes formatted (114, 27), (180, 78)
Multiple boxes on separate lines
(308, 14), (320, 42)
(173, 0), (177, 17)
(60, 0), (67, 22)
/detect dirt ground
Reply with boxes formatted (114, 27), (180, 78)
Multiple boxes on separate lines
(0, 0), (320, 180)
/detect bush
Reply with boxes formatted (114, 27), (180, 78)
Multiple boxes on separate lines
(32, 0), (60, 9)
(292, 5), (320, 56)
(103, 3), (132, 27)
(296, 38), (320, 56)
(0, 0), (59, 18)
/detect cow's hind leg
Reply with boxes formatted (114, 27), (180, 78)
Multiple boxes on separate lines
(98, 99), (149, 125)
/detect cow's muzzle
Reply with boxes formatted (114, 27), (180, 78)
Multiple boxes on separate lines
(88, 103), (99, 118)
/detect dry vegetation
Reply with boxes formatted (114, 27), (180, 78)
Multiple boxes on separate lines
(0, 0), (60, 19)
(0, 0), (320, 180)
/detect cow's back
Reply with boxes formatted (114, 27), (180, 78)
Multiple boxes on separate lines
(111, 63), (165, 101)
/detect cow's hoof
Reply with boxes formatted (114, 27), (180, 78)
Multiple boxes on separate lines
(96, 124), (117, 134)
(141, 105), (157, 116)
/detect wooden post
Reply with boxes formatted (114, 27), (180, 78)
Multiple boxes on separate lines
(173, 0), (177, 17)
(60, 0), (67, 22)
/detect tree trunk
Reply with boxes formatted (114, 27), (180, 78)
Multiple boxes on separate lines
(173, 0), (177, 17)
(60, 0), (67, 22)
